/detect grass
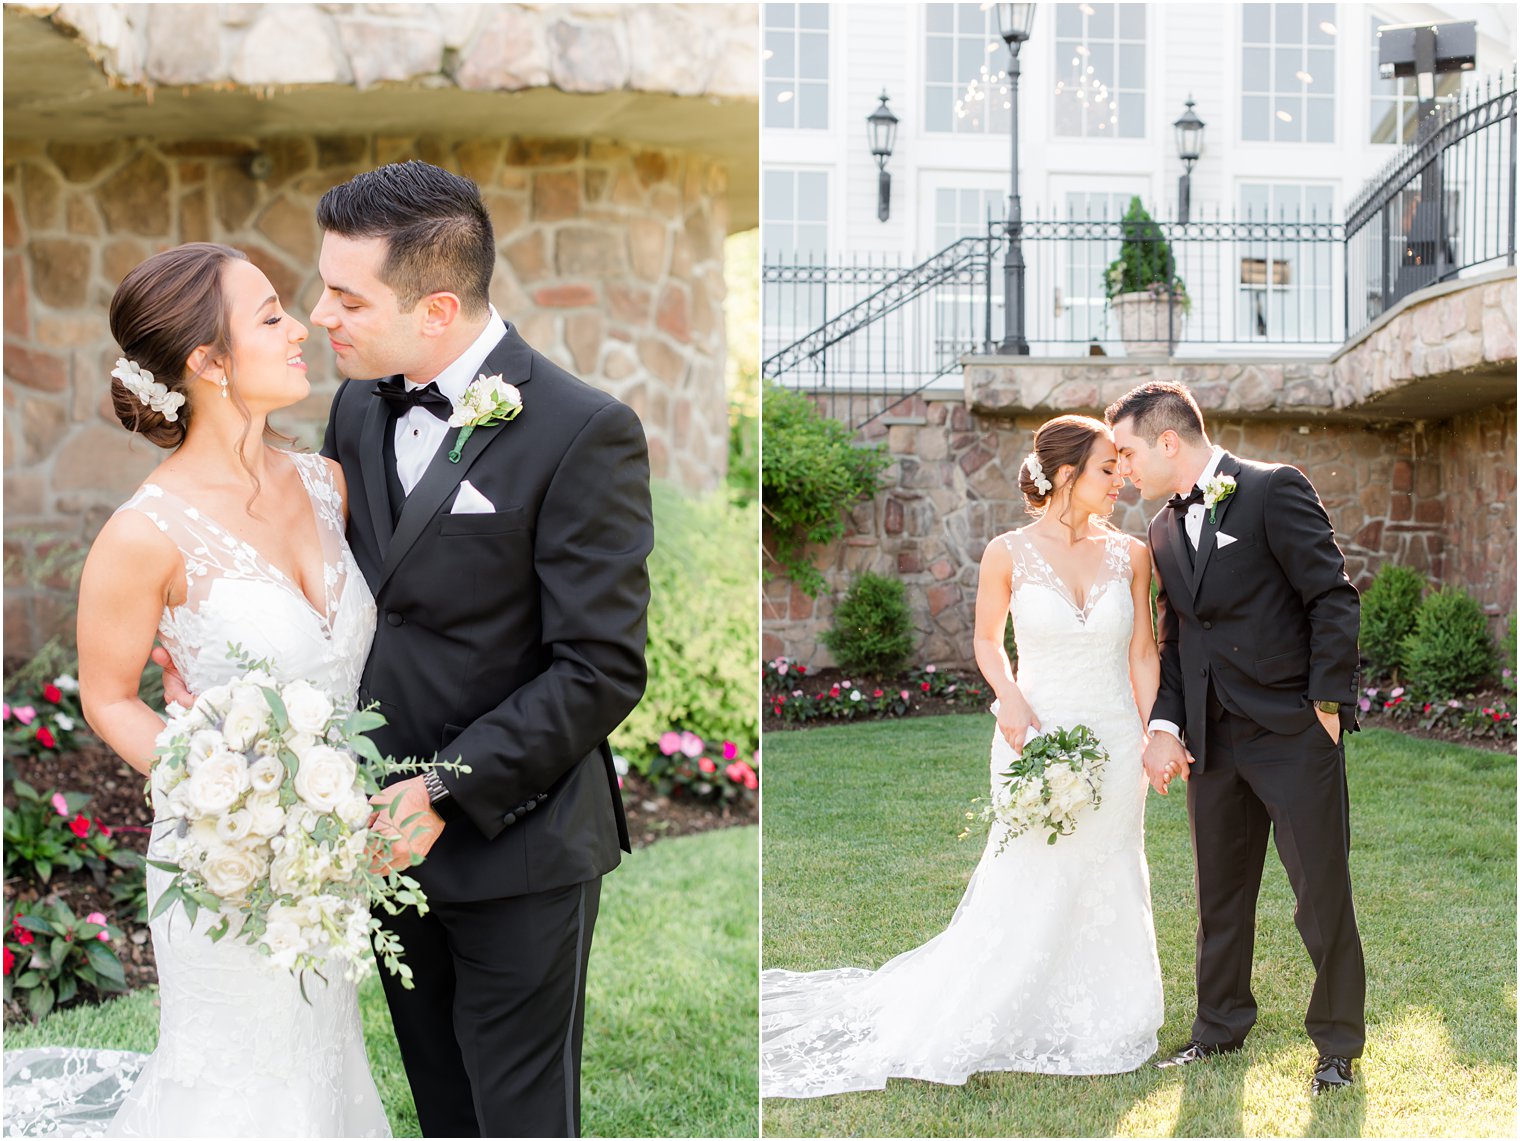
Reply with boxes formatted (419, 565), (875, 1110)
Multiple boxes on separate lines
(8, 825), (759, 1139)
(761, 717), (1516, 1138)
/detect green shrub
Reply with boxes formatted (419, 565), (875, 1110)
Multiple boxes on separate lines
(1401, 586), (1498, 697)
(4, 897), (127, 1023)
(1502, 614), (1516, 693)
(821, 572), (915, 677)
(1360, 563), (1427, 678)
(611, 481), (758, 767)
(761, 382), (890, 597)
(1103, 196), (1190, 312)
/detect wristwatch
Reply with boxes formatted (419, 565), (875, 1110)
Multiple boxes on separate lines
(1315, 700), (1341, 715)
(421, 768), (452, 804)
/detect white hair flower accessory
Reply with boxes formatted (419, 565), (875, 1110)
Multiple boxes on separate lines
(112, 358), (186, 422)
(1024, 453), (1052, 495)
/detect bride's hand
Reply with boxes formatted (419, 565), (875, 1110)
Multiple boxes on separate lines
(150, 645), (195, 710)
(995, 690), (1041, 756)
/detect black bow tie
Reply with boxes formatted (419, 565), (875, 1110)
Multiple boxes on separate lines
(1168, 486), (1205, 512)
(374, 378), (453, 421)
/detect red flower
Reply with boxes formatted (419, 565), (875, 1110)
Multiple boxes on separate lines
(873, 689), (883, 698)
(796, 665), (807, 675)
(42, 684), (62, 704)
(698, 757), (717, 774)
(829, 686), (840, 698)
(1423, 703), (1432, 714)
(2, 947), (13, 976)
(15, 927), (33, 947)
(36, 727), (56, 749)
(69, 813), (91, 838)
(921, 681), (931, 692)
(94, 819), (112, 838)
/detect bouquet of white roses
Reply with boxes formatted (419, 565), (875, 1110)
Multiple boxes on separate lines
(965, 723), (1110, 851)
(148, 663), (466, 993)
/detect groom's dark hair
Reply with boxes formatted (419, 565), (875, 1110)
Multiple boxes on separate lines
(1103, 382), (1205, 445)
(317, 162), (494, 316)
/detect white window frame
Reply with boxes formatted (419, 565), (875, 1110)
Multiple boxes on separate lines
(1239, 2), (1339, 146)
(764, 3), (831, 132)
(1051, 3), (1148, 141)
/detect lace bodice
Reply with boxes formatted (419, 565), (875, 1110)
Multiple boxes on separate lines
(115, 452), (376, 702)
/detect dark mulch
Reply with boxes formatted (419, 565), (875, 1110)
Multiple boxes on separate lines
(763, 667), (992, 732)
(3, 742), (755, 1022)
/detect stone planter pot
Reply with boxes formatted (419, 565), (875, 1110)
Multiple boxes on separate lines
(1110, 290), (1185, 358)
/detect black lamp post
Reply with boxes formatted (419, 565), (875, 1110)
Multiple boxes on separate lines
(1173, 96), (1205, 223)
(996, 3), (1036, 355)
(867, 91), (899, 222)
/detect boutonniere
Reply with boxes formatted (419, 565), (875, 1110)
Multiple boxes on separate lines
(448, 373), (523, 462)
(1202, 474), (1236, 523)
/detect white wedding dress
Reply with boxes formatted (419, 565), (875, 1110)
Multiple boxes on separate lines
(3, 451), (389, 1137)
(761, 528), (1164, 1098)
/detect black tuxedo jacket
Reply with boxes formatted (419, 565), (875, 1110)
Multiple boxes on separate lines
(1147, 452), (1360, 767)
(322, 324), (652, 902)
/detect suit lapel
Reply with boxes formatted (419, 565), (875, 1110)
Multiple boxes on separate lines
(373, 325), (536, 596)
(1190, 452), (1242, 597)
(358, 383), (396, 562)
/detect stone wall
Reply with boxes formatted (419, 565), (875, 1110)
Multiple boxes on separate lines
(762, 395), (1517, 670)
(4, 133), (732, 656)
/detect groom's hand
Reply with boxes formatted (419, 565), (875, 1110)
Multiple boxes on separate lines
(1141, 731), (1189, 795)
(150, 645), (194, 709)
(368, 777), (445, 874)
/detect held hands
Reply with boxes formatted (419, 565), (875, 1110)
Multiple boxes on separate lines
(995, 689), (1041, 756)
(151, 645), (193, 709)
(368, 776), (446, 875)
(1141, 731), (1194, 796)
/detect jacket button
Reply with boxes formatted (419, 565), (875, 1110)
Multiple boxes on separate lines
(386, 612), (404, 627)
(1199, 668), (1207, 677)
(502, 811), (517, 826)
(525, 798), (538, 811)
(1202, 620), (1212, 630)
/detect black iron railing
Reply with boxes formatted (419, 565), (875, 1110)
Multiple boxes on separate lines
(764, 70), (1516, 429)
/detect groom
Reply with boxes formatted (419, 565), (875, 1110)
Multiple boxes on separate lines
(314, 163), (651, 1135)
(1105, 382), (1365, 1095)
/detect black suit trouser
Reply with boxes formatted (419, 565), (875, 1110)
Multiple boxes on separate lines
(1186, 704), (1366, 1058)
(378, 877), (602, 1137)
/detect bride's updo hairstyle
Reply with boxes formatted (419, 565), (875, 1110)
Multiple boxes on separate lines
(108, 243), (247, 448)
(1018, 414), (1112, 516)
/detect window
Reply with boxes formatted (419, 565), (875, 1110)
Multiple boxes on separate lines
(762, 168), (828, 259)
(934, 187), (1004, 250)
(925, 4), (1011, 135)
(1060, 191), (1137, 343)
(1238, 183), (1335, 340)
(1368, 14), (1461, 144)
(1053, 4), (1146, 138)
(764, 4), (829, 130)
(1241, 3), (1336, 143)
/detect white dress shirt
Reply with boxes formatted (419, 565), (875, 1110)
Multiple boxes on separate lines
(1149, 444), (1225, 744)
(393, 306), (508, 495)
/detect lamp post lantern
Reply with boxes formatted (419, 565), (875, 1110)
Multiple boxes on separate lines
(995, 3), (1036, 355)
(1173, 96), (1205, 223)
(867, 91), (899, 223)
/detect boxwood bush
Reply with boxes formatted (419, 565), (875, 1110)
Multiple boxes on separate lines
(1360, 563), (1427, 679)
(1401, 585), (1498, 697)
(821, 572), (915, 677)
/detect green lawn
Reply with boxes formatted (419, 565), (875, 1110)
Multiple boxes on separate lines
(762, 717), (1515, 1138)
(8, 825), (759, 1139)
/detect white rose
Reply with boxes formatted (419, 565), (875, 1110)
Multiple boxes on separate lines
(200, 841), (265, 898)
(1044, 763), (1080, 797)
(286, 732), (318, 760)
(253, 737), (280, 759)
(336, 790), (370, 830)
(184, 749), (250, 816)
(214, 807), (256, 844)
(246, 792), (287, 838)
(164, 778), (195, 819)
(269, 847), (306, 897)
(222, 698), (270, 752)
(248, 756), (284, 795)
(199, 683), (232, 712)
(281, 681), (334, 736)
(293, 745), (358, 814)
(261, 908), (309, 972)
(1014, 778), (1045, 813)
(186, 729), (224, 772)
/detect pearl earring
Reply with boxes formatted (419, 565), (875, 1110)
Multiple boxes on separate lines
(218, 377), (229, 399)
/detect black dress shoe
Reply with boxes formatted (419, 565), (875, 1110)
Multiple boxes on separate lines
(1310, 1054), (1354, 1095)
(1154, 1039), (1241, 1069)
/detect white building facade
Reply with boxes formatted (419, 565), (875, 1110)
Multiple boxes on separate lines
(762, 2), (1516, 361)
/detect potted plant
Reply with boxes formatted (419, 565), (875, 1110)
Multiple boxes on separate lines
(1103, 196), (1189, 357)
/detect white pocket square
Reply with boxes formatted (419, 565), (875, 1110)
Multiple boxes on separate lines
(450, 480), (495, 515)
(1215, 531), (1238, 548)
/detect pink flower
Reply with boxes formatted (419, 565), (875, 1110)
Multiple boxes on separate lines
(14, 706), (35, 726)
(51, 793), (69, 816)
(722, 741), (738, 761)
(725, 760), (750, 784)
(777, 662), (789, 675)
(901, 690), (911, 700)
(85, 912), (109, 941)
(1, 703), (9, 720)
(1357, 698), (1371, 712)
(617, 775), (624, 789)
(1448, 699), (1463, 708)
(1390, 686), (1405, 698)
(679, 731), (703, 758)
(925, 664), (937, 674)
(658, 732), (681, 756)
(698, 757), (717, 774)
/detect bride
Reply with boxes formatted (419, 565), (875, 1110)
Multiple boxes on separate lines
(3, 243), (388, 1136)
(761, 414), (1171, 1098)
